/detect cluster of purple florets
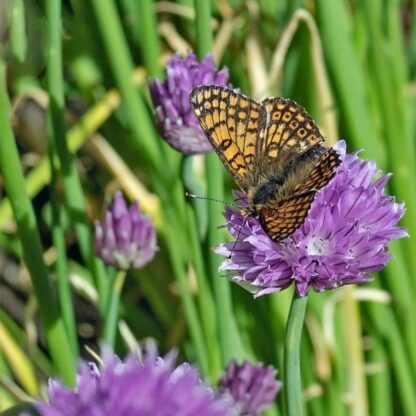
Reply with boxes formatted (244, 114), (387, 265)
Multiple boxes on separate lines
(37, 349), (280, 416)
(215, 141), (406, 297)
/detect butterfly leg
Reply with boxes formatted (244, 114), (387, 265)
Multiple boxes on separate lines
(228, 209), (254, 259)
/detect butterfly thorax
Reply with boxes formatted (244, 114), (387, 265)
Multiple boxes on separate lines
(249, 144), (326, 210)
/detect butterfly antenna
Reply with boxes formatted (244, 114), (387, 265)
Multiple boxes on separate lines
(185, 192), (242, 209)
(186, 192), (249, 259)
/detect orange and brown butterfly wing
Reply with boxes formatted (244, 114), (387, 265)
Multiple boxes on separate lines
(259, 191), (316, 241)
(292, 148), (341, 195)
(259, 148), (341, 241)
(256, 97), (324, 174)
(190, 85), (265, 192)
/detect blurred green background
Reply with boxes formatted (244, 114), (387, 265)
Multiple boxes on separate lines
(0, 0), (415, 415)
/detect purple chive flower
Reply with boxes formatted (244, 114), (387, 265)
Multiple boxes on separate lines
(148, 51), (229, 154)
(36, 349), (236, 416)
(219, 360), (281, 416)
(94, 192), (157, 270)
(215, 141), (407, 297)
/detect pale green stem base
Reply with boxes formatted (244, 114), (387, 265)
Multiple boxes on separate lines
(284, 291), (308, 416)
(103, 270), (127, 347)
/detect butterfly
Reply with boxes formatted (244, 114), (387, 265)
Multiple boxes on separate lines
(189, 85), (341, 241)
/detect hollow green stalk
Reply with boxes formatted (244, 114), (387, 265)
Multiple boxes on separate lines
(0, 61), (75, 385)
(181, 155), (220, 375)
(162, 205), (209, 376)
(341, 286), (368, 416)
(300, 335), (326, 416)
(47, 144), (78, 360)
(10, 0), (27, 63)
(46, 0), (78, 360)
(367, 338), (392, 416)
(315, 0), (384, 165)
(381, 244), (416, 376)
(89, 0), (161, 174)
(194, 0), (213, 55)
(187, 205), (221, 377)
(362, 1), (416, 287)
(367, 303), (416, 415)
(46, 0), (109, 313)
(136, 0), (162, 78)
(103, 270), (127, 347)
(194, 0), (243, 367)
(284, 291), (308, 416)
